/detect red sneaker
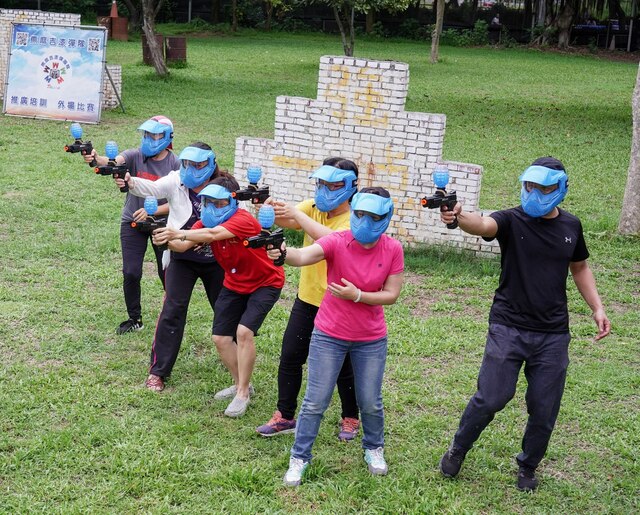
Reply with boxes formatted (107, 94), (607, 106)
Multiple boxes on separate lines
(338, 417), (360, 441)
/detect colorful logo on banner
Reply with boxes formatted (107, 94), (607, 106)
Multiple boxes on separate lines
(3, 24), (107, 123)
(42, 55), (70, 87)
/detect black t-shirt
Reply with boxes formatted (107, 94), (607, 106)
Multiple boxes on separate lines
(486, 206), (589, 333)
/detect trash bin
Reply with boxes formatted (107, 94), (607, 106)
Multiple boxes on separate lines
(142, 34), (164, 65)
(111, 17), (128, 41)
(165, 36), (187, 64)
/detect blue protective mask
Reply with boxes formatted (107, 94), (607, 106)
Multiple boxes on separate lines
(311, 165), (357, 212)
(520, 186), (566, 218)
(199, 184), (238, 228)
(140, 133), (171, 157)
(138, 118), (173, 158)
(518, 166), (568, 218)
(179, 147), (216, 189)
(349, 192), (393, 244)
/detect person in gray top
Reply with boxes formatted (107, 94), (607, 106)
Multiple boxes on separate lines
(83, 115), (179, 334)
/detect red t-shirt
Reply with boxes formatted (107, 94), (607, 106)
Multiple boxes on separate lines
(192, 210), (285, 294)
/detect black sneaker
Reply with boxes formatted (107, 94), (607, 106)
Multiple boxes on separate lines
(439, 444), (467, 478)
(116, 318), (143, 335)
(517, 466), (539, 492)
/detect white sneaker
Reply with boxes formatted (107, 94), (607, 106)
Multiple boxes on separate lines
(283, 457), (309, 487)
(364, 447), (388, 475)
(224, 395), (250, 418)
(214, 383), (254, 401)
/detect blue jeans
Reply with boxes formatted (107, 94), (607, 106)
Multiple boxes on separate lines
(291, 328), (387, 462)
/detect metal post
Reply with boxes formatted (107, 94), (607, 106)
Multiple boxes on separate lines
(188, 0), (192, 23)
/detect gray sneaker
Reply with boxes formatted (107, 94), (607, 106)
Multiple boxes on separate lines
(214, 384), (255, 401)
(364, 447), (388, 475)
(224, 395), (250, 417)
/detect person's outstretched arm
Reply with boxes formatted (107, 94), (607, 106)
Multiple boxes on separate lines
(441, 202), (498, 238)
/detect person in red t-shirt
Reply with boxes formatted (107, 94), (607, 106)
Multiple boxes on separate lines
(153, 175), (285, 418)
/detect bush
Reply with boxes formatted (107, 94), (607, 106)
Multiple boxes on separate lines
(440, 20), (489, 47)
(398, 18), (431, 40)
(370, 21), (389, 38)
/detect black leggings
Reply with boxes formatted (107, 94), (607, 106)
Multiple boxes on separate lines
(121, 222), (165, 321)
(149, 257), (224, 378)
(277, 296), (359, 421)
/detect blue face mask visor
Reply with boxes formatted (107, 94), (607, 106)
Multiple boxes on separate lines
(198, 184), (234, 202)
(350, 192), (394, 217)
(137, 119), (171, 135)
(179, 147), (216, 186)
(310, 165), (357, 187)
(198, 184), (238, 227)
(179, 146), (216, 166)
(518, 166), (567, 187)
(311, 165), (357, 212)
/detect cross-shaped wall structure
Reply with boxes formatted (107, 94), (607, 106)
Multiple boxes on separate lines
(234, 55), (499, 256)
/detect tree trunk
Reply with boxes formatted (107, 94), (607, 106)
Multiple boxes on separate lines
(333, 5), (354, 56)
(541, 0), (555, 44)
(366, 10), (374, 34)
(232, 0), (238, 31)
(619, 64), (640, 235)
(141, 0), (168, 77)
(121, 0), (141, 28)
(211, 0), (221, 23)
(265, 1), (273, 31)
(556, 4), (575, 48)
(430, 0), (445, 64)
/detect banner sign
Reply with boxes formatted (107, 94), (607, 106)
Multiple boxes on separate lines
(2, 23), (107, 123)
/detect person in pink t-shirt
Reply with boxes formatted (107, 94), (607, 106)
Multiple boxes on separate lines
(269, 187), (404, 487)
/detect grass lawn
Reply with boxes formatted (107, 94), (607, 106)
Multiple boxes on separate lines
(0, 29), (638, 513)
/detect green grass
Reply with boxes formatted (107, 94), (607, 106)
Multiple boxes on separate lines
(1, 29), (639, 513)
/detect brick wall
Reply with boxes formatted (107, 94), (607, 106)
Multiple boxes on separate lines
(0, 9), (121, 112)
(235, 55), (499, 257)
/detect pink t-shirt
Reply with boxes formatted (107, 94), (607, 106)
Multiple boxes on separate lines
(314, 231), (404, 341)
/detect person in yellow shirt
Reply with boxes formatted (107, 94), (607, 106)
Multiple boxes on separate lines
(256, 158), (360, 440)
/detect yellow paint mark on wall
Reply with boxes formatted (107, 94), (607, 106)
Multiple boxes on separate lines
(272, 155), (318, 172)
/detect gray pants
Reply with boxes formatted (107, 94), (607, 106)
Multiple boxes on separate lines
(454, 323), (570, 470)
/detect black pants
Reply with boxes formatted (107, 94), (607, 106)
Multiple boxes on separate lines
(121, 222), (165, 321)
(277, 296), (359, 421)
(453, 323), (570, 470)
(149, 257), (224, 378)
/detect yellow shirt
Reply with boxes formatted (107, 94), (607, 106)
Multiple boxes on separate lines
(296, 198), (351, 307)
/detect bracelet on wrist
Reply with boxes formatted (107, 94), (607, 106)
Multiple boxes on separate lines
(354, 288), (362, 303)
(180, 232), (186, 242)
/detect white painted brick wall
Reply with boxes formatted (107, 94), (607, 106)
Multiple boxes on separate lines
(0, 9), (121, 111)
(235, 55), (499, 256)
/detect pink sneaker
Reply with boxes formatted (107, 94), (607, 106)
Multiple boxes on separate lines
(338, 417), (360, 441)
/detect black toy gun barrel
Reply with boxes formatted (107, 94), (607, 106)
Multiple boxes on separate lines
(232, 185), (270, 205)
(243, 228), (286, 266)
(421, 190), (459, 230)
(64, 139), (97, 167)
(130, 216), (168, 251)
(95, 161), (129, 193)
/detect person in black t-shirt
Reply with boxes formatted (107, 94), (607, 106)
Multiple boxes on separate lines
(438, 156), (610, 492)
